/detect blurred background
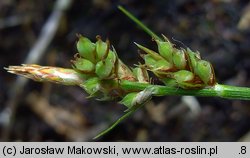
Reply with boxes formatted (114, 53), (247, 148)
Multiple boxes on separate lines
(1, 0), (250, 141)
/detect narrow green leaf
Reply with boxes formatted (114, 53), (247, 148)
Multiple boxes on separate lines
(93, 106), (140, 140)
(118, 5), (162, 41)
(135, 42), (163, 60)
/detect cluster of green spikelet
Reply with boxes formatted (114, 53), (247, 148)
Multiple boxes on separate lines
(136, 35), (215, 89)
(72, 35), (139, 101)
(72, 34), (216, 111)
(6, 33), (217, 139)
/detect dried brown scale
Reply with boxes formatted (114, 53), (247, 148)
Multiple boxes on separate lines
(209, 63), (216, 85)
(98, 80), (124, 99)
(101, 40), (110, 61)
(182, 50), (189, 70)
(137, 65), (150, 83)
(116, 60), (136, 81)
(5, 64), (85, 85)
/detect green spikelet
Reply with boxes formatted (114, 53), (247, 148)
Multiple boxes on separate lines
(95, 50), (117, 79)
(72, 58), (95, 73)
(77, 35), (96, 62)
(172, 49), (186, 70)
(195, 60), (215, 85)
(95, 36), (109, 61)
(155, 35), (174, 63)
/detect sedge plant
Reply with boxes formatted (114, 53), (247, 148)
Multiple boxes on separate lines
(5, 6), (250, 139)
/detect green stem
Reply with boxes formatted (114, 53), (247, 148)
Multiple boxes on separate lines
(120, 80), (250, 100)
(217, 84), (250, 100)
(118, 5), (162, 41)
(94, 81), (250, 139)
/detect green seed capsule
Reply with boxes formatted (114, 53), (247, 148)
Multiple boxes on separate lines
(96, 37), (108, 61)
(195, 60), (214, 85)
(95, 51), (116, 79)
(186, 48), (201, 72)
(144, 54), (172, 70)
(153, 59), (172, 72)
(173, 70), (194, 83)
(172, 49), (187, 69)
(77, 36), (96, 62)
(161, 70), (205, 89)
(162, 78), (177, 87)
(73, 58), (95, 73)
(162, 70), (194, 88)
(155, 38), (174, 63)
(95, 61), (112, 79)
(144, 54), (173, 77)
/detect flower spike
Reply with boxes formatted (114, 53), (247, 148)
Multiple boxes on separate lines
(5, 64), (85, 85)
(136, 34), (216, 89)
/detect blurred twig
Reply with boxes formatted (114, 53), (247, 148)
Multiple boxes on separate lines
(0, 15), (28, 29)
(2, 0), (72, 140)
(238, 2), (250, 31)
(26, 93), (93, 141)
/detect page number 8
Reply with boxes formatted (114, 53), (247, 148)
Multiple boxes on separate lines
(240, 146), (246, 154)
